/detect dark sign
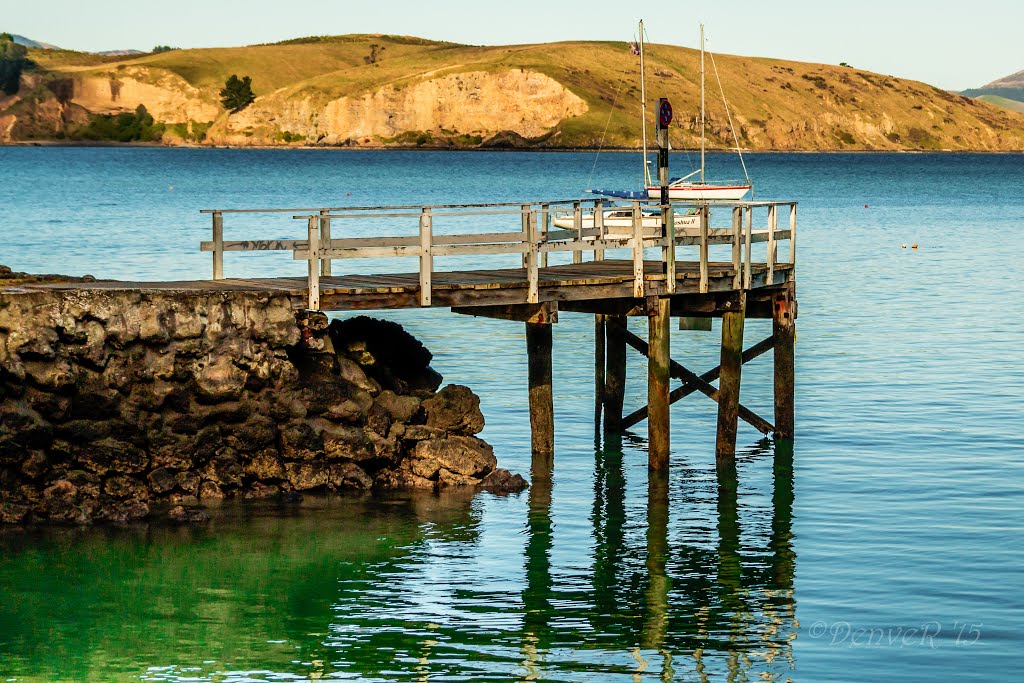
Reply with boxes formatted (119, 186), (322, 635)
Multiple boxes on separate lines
(658, 99), (673, 127)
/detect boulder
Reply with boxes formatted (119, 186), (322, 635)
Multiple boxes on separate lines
(167, 505), (210, 523)
(104, 476), (150, 501)
(480, 468), (529, 493)
(280, 422), (324, 461)
(285, 462), (330, 490)
(198, 481), (224, 499)
(195, 356), (248, 403)
(40, 479), (96, 524)
(75, 438), (147, 475)
(329, 462), (373, 490)
(148, 467), (177, 494)
(411, 435), (496, 479)
(243, 450), (285, 480)
(373, 467), (436, 490)
(421, 385), (484, 435)
(375, 390), (421, 423)
(99, 500), (149, 523)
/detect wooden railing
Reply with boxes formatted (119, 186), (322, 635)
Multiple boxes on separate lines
(200, 199), (796, 310)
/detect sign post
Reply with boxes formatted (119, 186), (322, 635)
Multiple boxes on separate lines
(656, 98), (675, 290)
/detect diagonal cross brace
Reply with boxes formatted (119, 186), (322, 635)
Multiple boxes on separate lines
(621, 331), (775, 433)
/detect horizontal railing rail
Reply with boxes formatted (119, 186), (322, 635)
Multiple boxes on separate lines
(200, 199), (796, 310)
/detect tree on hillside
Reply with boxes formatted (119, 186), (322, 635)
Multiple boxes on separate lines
(152, 45), (178, 53)
(220, 74), (255, 113)
(0, 33), (30, 95)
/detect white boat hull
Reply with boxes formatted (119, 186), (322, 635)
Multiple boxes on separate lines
(552, 211), (700, 237)
(647, 184), (752, 201)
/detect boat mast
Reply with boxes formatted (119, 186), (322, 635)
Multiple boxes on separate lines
(700, 23), (706, 184)
(640, 19), (650, 187)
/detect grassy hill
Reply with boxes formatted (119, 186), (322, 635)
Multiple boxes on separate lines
(978, 94), (1024, 113)
(4, 34), (1024, 150)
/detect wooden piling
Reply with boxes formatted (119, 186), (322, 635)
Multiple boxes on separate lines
(647, 297), (671, 471)
(715, 292), (746, 464)
(526, 321), (554, 456)
(603, 315), (627, 432)
(773, 287), (796, 439)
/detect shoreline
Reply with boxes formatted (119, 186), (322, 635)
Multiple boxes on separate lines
(3, 140), (1024, 154)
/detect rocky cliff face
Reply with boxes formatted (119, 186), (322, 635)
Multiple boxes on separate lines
(69, 68), (220, 122)
(205, 69), (587, 145)
(0, 281), (523, 525)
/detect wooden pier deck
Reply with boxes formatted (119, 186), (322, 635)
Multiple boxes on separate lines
(42, 260), (791, 312)
(17, 197), (798, 469)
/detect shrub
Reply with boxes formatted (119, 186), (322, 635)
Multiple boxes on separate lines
(0, 33), (30, 95)
(73, 104), (165, 142)
(276, 130), (306, 143)
(220, 74), (255, 113)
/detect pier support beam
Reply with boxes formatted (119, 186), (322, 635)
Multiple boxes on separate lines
(526, 321), (554, 457)
(773, 286), (796, 439)
(716, 292), (747, 464)
(603, 315), (627, 433)
(647, 297), (672, 471)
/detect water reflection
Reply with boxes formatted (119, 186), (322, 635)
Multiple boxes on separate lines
(0, 443), (796, 682)
(582, 436), (798, 681)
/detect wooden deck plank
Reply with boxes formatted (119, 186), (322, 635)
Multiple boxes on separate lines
(10, 260), (794, 312)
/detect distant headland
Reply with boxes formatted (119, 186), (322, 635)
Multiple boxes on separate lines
(2, 32), (1023, 151)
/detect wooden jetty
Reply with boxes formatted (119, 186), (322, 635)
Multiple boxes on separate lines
(42, 197), (797, 469)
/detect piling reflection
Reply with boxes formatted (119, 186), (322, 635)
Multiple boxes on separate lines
(578, 436), (798, 681)
(523, 449), (554, 664)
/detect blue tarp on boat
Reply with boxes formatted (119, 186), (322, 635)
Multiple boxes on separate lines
(585, 189), (650, 199)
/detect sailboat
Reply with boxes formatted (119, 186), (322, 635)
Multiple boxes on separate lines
(645, 24), (752, 201)
(553, 20), (702, 232)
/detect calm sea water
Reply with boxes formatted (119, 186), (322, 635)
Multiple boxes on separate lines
(1, 148), (1022, 682)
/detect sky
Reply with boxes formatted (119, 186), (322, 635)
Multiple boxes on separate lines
(4, 0), (1020, 90)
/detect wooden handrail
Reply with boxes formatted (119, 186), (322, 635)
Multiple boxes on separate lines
(201, 198), (797, 309)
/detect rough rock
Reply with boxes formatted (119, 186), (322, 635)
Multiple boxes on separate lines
(0, 283), (515, 524)
(421, 385), (485, 435)
(375, 390), (421, 423)
(480, 468), (530, 493)
(411, 435), (497, 479)
(167, 505), (211, 524)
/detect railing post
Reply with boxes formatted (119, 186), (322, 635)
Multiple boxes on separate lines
(632, 200), (645, 298)
(526, 209), (540, 304)
(594, 199), (605, 262)
(319, 208), (332, 277)
(663, 201), (676, 294)
(789, 203), (797, 267)
(744, 205), (753, 289)
(767, 204), (777, 286)
(419, 207), (432, 307)
(306, 216), (320, 310)
(572, 201), (583, 265)
(212, 211), (224, 280)
(540, 202), (550, 268)
(731, 206), (743, 290)
(521, 203), (531, 269)
(699, 204), (709, 293)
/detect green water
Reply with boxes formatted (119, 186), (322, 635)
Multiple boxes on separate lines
(1, 446), (793, 682)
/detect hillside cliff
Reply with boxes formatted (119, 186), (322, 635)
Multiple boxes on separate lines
(3, 34), (1024, 151)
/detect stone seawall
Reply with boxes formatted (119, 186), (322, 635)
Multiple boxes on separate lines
(0, 285), (523, 525)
